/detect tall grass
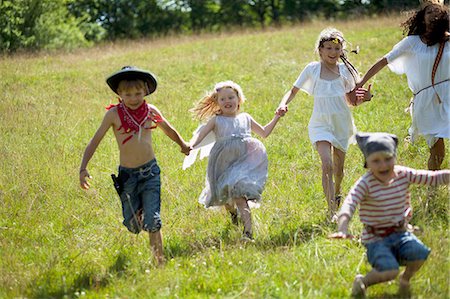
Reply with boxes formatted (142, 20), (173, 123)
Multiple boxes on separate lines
(0, 16), (448, 298)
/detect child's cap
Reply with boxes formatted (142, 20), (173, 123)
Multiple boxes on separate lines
(106, 66), (157, 96)
(356, 132), (398, 168)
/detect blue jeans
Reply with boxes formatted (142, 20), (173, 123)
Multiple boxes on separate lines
(365, 232), (430, 272)
(118, 159), (162, 234)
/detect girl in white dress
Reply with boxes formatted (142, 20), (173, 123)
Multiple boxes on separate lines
(277, 28), (372, 219)
(187, 81), (285, 240)
(356, 0), (449, 170)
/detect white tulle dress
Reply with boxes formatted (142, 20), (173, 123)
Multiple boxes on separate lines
(184, 113), (268, 208)
(384, 36), (449, 147)
(293, 61), (356, 152)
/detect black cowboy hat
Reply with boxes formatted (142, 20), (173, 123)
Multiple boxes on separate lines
(106, 66), (157, 96)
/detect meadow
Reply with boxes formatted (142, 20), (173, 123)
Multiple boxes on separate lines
(0, 16), (448, 298)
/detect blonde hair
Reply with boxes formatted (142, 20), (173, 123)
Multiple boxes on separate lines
(191, 81), (246, 120)
(117, 79), (149, 94)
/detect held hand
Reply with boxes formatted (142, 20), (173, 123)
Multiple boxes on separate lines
(276, 105), (288, 117)
(328, 231), (354, 240)
(355, 84), (372, 106)
(79, 169), (92, 190)
(181, 143), (191, 156)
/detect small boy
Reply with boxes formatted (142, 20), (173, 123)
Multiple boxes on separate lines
(329, 132), (449, 297)
(79, 66), (190, 265)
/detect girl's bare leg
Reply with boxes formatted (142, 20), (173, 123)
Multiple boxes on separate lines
(428, 138), (445, 170)
(333, 147), (345, 198)
(235, 197), (252, 238)
(316, 141), (335, 217)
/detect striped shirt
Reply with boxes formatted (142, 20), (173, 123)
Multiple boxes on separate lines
(339, 165), (449, 244)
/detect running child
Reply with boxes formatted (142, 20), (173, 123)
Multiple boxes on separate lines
(355, 0), (449, 170)
(329, 132), (450, 297)
(79, 66), (190, 265)
(277, 28), (372, 219)
(185, 80), (285, 241)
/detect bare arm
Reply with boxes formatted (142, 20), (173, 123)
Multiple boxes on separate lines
(79, 110), (114, 189)
(189, 116), (215, 148)
(328, 214), (353, 239)
(278, 86), (299, 109)
(151, 105), (190, 155)
(251, 113), (282, 139)
(357, 57), (388, 88)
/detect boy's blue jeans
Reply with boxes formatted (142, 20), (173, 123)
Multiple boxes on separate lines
(365, 231), (430, 272)
(118, 159), (162, 234)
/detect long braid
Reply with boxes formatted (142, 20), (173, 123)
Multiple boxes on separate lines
(340, 52), (360, 85)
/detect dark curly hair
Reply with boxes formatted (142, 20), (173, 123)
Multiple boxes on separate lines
(402, 4), (449, 45)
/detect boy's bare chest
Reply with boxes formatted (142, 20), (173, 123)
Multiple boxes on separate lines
(112, 113), (154, 145)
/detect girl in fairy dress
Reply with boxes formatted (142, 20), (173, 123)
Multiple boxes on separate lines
(184, 81), (285, 240)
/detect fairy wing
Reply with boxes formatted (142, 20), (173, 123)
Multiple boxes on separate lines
(182, 125), (216, 170)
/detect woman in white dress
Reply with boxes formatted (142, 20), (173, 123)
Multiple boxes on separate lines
(277, 28), (373, 219)
(356, 0), (449, 170)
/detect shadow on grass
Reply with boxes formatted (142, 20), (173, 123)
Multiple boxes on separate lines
(163, 218), (331, 259)
(164, 223), (239, 259)
(29, 253), (129, 299)
(256, 219), (329, 249)
(366, 292), (408, 299)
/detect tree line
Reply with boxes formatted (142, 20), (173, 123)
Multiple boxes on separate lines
(0, 0), (420, 53)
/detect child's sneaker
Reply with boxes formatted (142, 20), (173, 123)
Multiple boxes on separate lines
(351, 274), (366, 298)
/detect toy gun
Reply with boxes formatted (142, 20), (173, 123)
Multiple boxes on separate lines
(111, 174), (121, 196)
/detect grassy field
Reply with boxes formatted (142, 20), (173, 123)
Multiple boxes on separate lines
(0, 16), (448, 298)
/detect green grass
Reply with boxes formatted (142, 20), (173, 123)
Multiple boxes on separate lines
(0, 16), (448, 298)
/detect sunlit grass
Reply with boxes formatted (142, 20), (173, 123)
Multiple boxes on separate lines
(0, 15), (448, 298)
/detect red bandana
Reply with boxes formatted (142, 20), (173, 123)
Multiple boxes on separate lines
(106, 101), (162, 144)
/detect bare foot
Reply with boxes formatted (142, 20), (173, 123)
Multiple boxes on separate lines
(351, 274), (366, 298)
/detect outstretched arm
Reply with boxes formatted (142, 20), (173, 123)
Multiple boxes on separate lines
(150, 105), (190, 155)
(328, 214), (354, 239)
(277, 86), (299, 112)
(357, 57), (388, 88)
(250, 112), (283, 139)
(79, 110), (114, 189)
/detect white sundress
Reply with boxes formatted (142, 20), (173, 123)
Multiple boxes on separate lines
(185, 113), (268, 208)
(294, 61), (356, 152)
(384, 35), (449, 147)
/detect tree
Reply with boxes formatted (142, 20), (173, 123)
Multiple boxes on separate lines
(0, 0), (90, 52)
